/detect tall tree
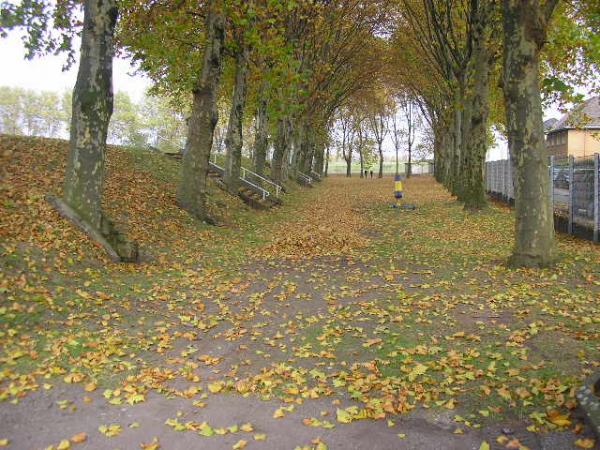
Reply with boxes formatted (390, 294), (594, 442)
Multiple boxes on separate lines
(177, 4), (225, 222)
(368, 107), (390, 178)
(2, 0), (138, 260)
(223, 33), (251, 194)
(502, 0), (558, 267)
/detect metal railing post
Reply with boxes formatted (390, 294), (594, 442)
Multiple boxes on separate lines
(549, 155), (554, 215)
(594, 153), (599, 243)
(568, 155), (574, 235)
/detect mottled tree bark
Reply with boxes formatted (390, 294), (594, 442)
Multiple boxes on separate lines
(224, 42), (250, 194)
(503, 0), (557, 267)
(60, 0), (137, 262)
(63, 0), (117, 230)
(301, 123), (315, 174)
(377, 142), (384, 178)
(449, 82), (464, 197)
(324, 146), (330, 177)
(462, 30), (491, 211)
(177, 5), (224, 220)
(253, 80), (269, 177)
(314, 144), (325, 176)
(271, 116), (289, 184)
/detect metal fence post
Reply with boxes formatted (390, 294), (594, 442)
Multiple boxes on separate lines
(594, 153), (599, 243)
(500, 160), (508, 199)
(549, 155), (554, 215)
(507, 157), (513, 200)
(568, 155), (574, 235)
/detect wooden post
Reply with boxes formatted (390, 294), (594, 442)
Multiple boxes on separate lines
(568, 155), (574, 235)
(594, 153), (599, 243)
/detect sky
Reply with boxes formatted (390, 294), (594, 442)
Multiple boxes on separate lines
(1, 33), (151, 101)
(0, 32), (570, 162)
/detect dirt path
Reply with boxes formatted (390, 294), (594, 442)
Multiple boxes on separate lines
(1, 176), (599, 450)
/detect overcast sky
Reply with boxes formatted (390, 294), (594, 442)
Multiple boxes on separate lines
(1, 33), (151, 100)
(1, 32), (572, 161)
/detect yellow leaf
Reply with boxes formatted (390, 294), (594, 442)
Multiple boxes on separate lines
(57, 440), (70, 449)
(0, 440), (8, 447)
(98, 424), (122, 437)
(140, 437), (160, 450)
(362, 338), (382, 348)
(240, 423), (253, 432)
(84, 383), (97, 392)
(208, 382), (224, 394)
(445, 399), (456, 410)
(232, 440), (247, 449)
(547, 410), (571, 427)
(408, 364), (428, 382)
(254, 434), (267, 441)
(575, 438), (596, 449)
(336, 408), (353, 423)
(479, 442), (490, 450)
(64, 373), (85, 384)
(198, 422), (214, 437)
(70, 432), (87, 444)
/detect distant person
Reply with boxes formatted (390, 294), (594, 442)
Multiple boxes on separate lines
(370, 170), (373, 179)
(364, 170), (368, 178)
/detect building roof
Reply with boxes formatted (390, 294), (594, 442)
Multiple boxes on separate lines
(543, 118), (558, 131)
(549, 96), (600, 133)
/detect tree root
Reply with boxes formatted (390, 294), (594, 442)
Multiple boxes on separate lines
(47, 195), (139, 263)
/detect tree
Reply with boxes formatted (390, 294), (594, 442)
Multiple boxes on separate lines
(395, 93), (421, 178)
(502, 0), (559, 267)
(0, 86), (25, 135)
(109, 91), (144, 146)
(60, 0), (138, 261)
(2, 0), (138, 261)
(177, 3), (225, 223)
(367, 106), (390, 178)
(224, 11), (253, 194)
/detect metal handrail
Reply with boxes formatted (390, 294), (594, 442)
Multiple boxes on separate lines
(209, 160), (224, 170)
(210, 153), (278, 201)
(241, 167), (282, 197)
(241, 177), (270, 201)
(297, 171), (313, 184)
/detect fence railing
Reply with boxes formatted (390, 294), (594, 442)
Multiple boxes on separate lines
(485, 154), (600, 242)
(210, 152), (283, 199)
(326, 161), (434, 176)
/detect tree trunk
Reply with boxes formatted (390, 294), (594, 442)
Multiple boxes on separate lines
(224, 43), (250, 194)
(462, 28), (491, 211)
(346, 156), (352, 177)
(378, 142), (384, 178)
(253, 80), (269, 177)
(314, 143), (325, 176)
(324, 146), (329, 177)
(359, 145), (364, 178)
(503, 0), (557, 267)
(406, 143), (412, 178)
(63, 0), (117, 230)
(177, 5), (224, 220)
(271, 116), (288, 184)
(450, 81), (465, 197)
(59, 0), (137, 262)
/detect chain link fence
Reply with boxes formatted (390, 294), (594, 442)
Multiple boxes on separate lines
(485, 154), (600, 242)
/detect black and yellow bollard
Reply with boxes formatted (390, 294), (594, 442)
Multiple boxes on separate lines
(392, 174), (416, 210)
(394, 174), (403, 207)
